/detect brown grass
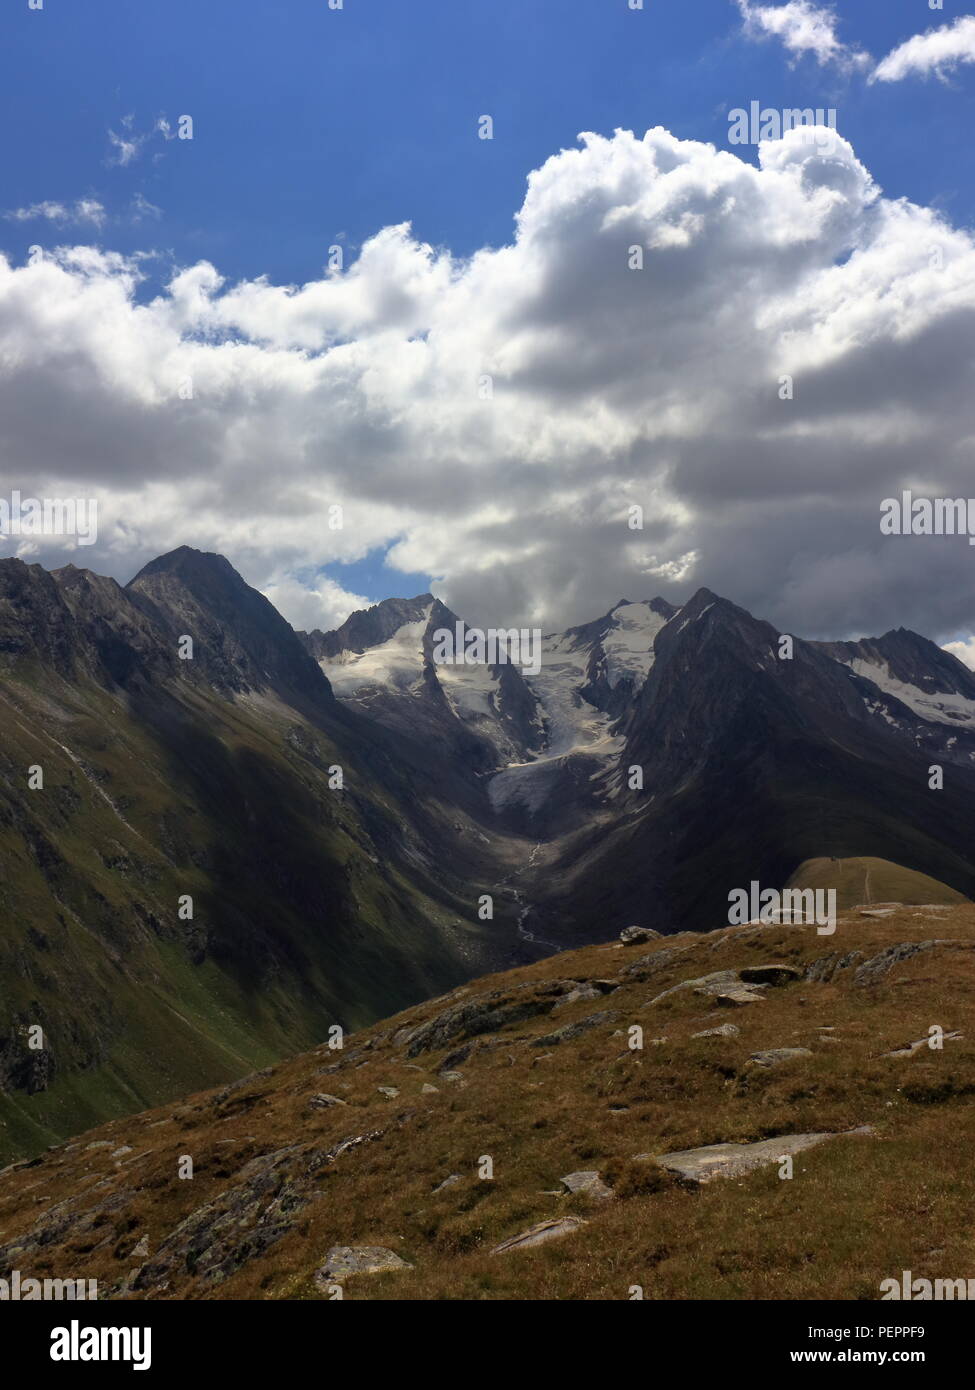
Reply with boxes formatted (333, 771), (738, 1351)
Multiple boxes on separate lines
(1, 904), (974, 1300)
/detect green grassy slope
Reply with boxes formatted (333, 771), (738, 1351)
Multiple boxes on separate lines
(786, 856), (969, 908)
(0, 666), (500, 1162)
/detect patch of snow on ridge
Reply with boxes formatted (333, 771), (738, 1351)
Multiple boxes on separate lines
(848, 657), (975, 728)
(602, 602), (670, 689)
(486, 630), (622, 813)
(323, 608), (431, 696)
(526, 632), (616, 757)
(438, 660), (501, 720)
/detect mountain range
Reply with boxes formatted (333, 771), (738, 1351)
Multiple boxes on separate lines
(2, 544), (974, 1158)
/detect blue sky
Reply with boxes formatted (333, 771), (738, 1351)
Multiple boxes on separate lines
(2, 1), (975, 644)
(5, 1), (971, 279)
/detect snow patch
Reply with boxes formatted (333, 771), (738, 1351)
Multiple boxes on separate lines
(849, 657), (975, 728)
(323, 609), (431, 696)
(602, 602), (669, 689)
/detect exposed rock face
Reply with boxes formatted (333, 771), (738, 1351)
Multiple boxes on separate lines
(560, 1170), (613, 1201)
(314, 1246), (412, 1285)
(491, 1217), (589, 1254)
(648, 969), (764, 1007)
(646, 1128), (873, 1186)
(133, 1146), (310, 1290)
(128, 546), (334, 705)
(531, 1011), (618, 1047)
(620, 926), (662, 945)
(403, 983), (574, 1056)
(692, 1023), (740, 1039)
(883, 1031), (963, 1058)
(551, 983), (605, 1012)
(804, 951), (865, 984)
(302, 595), (439, 663)
(619, 946), (688, 981)
(739, 964), (802, 986)
(853, 941), (945, 986)
(748, 1048), (814, 1067)
(649, 963), (802, 1008)
(300, 592), (544, 774)
(432, 1174), (463, 1193)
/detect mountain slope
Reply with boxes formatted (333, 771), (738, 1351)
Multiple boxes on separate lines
(512, 588), (975, 943)
(1, 902), (972, 1300)
(0, 551), (524, 1162)
(5, 553), (975, 1161)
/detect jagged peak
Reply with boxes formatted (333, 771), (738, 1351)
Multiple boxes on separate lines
(127, 545), (240, 589)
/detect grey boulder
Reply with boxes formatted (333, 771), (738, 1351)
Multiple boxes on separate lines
(315, 1245), (413, 1285)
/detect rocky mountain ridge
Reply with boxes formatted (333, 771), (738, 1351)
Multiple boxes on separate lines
(3, 546), (975, 1158)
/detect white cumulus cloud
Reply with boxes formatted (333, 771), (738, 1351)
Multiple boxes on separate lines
(944, 637), (975, 671)
(1, 124), (975, 647)
(735, 1), (870, 69)
(872, 15), (975, 84)
(261, 575), (371, 633)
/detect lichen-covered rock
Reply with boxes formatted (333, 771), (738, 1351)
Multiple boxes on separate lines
(403, 984), (571, 1057)
(314, 1245), (412, 1285)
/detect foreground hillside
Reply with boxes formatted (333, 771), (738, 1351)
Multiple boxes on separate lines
(1, 904), (973, 1301)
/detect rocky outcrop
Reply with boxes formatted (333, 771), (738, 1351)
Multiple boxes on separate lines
(619, 945), (688, 981)
(560, 1170), (613, 1201)
(620, 926), (662, 945)
(644, 1127), (873, 1186)
(692, 1023), (740, 1039)
(882, 1031), (963, 1058)
(531, 1010), (618, 1047)
(491, 1217), (588, 1254)
(314, 1246), (412, 1285)
(403, 981), (585, 1056)
(648, 968), (774, 1007)
(747, 1048), (813, 1067)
